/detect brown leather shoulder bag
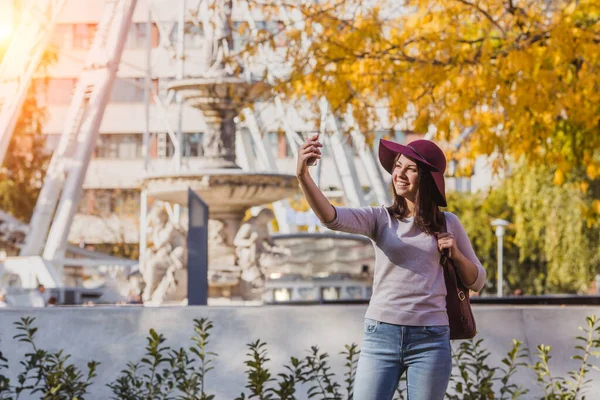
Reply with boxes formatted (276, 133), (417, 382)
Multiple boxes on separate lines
(440, 214), (477, 340)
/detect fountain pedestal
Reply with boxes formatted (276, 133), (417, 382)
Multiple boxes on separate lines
(169, 77), (269, 169)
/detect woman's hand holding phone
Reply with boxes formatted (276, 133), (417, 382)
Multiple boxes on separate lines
(296, 133), (322, 178)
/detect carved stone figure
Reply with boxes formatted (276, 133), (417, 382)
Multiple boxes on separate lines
(208, 219), (227, 247)
(140, 209), (187, 304)
(201, 0), (233, 76)
(202, 111), (236, 162)
(233, 208), (290, 288)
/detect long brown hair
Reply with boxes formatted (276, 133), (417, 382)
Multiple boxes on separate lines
(386, 154), (444, 235)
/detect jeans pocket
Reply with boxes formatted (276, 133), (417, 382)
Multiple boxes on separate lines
(423, 325), (450, 336)
(364, 318), (379, 334)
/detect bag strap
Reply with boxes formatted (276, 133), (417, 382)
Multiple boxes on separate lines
(439, 212), (450, 265)
(439, 213), (466, 290)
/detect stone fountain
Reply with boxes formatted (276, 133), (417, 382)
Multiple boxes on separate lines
(141, 0), (297, 301)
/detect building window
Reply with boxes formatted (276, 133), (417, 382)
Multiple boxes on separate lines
(354, 130), (404, 156)
(184, 22), (204, 48)
(79, 189), (140, 216)
(265, 131), (291, 159)
(232, 20), (284, 51)
(167, 21), (204, 49)
(51, 23), (95, 49)
(266, 131), (278, 156)
(78, 190), (94, 214)
(54, 23), (160, 50)
(95, 134), (143, 159)
(112, 190), (141, 215)
(168, 22), (179, 43)
(93, 190), (112, 215)
(250, 131), (292, 159)
(277, 131), (291, 158)
(166, 132), (204, 157)
(35, 78), (77, 106)
(110, 78), (145, 102)
(183, 132), (203, 157)
(47, 134), (145, 159)
(125, 22), (160, 49)
(51, 24), (73, 48)
(72, 24), (96, 49)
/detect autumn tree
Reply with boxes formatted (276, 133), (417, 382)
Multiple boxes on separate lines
(0, 24), (56, 222)
(246, 0), (599, 179)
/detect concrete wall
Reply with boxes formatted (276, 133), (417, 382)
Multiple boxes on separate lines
(1, 305), (599, 399)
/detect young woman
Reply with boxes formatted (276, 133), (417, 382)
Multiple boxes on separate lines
(296, 133), (486, 400)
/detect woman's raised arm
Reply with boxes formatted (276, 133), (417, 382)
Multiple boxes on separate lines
(296, 133), (336, 224)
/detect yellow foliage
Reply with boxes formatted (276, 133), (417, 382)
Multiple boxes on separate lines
(593, 200), (600, 215)
(553, 169), (565, 186)
(245, 0), (600, 178)
(587, 164), (599, 180)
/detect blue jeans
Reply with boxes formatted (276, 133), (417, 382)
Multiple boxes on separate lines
(352, 319), (452, 400)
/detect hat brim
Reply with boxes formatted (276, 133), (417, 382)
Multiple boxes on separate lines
(378, 139), (447, 207)
(378, 139), (441, 173)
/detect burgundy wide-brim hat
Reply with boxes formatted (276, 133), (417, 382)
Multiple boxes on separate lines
(378, 139), (448, 207)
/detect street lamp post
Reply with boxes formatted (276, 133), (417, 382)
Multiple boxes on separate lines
(491, 219), (510, 297)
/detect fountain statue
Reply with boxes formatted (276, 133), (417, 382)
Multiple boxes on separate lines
(141, 0), (297, 302)
(233, 208), (291, 289)
(140, 208), (187, 303)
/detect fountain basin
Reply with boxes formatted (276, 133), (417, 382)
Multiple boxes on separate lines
(168, 77), (270, 111)
(143, 170), (298, 212)
(270, 233), (375, 276)
(143, 170), (299, 296)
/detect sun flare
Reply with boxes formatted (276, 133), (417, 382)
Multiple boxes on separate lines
(0, 23), (12, 42)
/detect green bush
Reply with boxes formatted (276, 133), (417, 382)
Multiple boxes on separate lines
(106, 314), (600, 400)
(531, 316), (600, 399)
(0, 317), (98, 400)
(107, 318), (216, 400)
(1, 315), (599, 399)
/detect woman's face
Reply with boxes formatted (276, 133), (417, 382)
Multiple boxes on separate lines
(392, 154), (419, 201)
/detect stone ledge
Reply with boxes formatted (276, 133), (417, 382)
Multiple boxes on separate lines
(0, 305), (598, 399)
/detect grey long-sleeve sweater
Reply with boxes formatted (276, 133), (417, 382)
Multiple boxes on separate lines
(323, 206), (486, 327)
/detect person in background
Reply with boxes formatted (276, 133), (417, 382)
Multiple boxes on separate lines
(30, 284), (47, 308)
(0, 289), (8, 308)
(47, 297), (58, 307)
(126, 289), (143, 305)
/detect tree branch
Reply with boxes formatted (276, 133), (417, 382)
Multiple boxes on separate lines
(455, 0), (507, 37)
